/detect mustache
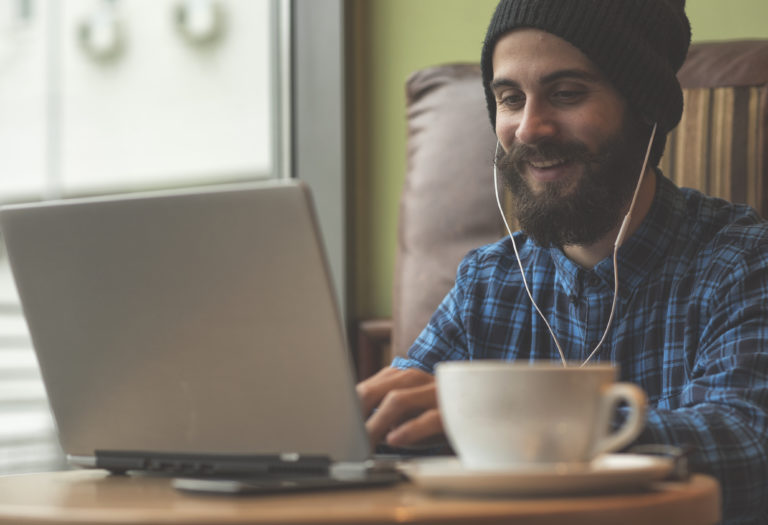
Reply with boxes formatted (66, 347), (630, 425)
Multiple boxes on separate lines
(496, 140), (600, 172)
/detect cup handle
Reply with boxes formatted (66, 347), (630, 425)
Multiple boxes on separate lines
(591, 383), (647, 457)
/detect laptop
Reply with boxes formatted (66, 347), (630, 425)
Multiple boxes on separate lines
(0, 179), (403, 491)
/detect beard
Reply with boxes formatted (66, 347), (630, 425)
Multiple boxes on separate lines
(497, 118), (648, 248)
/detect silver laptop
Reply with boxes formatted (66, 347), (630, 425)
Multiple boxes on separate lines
(0, 180), (399, 486)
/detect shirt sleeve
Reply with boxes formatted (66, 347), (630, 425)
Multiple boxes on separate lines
(634, 242), (768, 524)
(391, 249), (481, 374)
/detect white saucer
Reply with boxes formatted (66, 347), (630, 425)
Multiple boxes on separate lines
(400, 454), (673, 496)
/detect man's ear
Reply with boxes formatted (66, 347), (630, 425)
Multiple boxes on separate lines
(641, 114), (657, 128)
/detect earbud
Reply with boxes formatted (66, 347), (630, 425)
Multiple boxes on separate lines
(642, 114), (656, 127)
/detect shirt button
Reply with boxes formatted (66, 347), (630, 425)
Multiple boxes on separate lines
(586, 274), (601, 287)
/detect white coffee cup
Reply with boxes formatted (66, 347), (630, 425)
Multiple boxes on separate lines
(435, 361), (647, 470)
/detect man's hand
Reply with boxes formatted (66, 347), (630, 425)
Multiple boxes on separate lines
(356, 367), (445, 448)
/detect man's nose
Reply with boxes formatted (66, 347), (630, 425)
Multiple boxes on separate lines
(515, 101), (557, 144)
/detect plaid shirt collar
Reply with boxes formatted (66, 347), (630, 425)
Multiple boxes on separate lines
(547, 173), (684, 302)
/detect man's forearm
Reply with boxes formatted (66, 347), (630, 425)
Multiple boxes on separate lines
(638, 404), (768, 524)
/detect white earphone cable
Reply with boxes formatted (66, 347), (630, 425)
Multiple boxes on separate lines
(493, 123), (658, 367)
(493, 148), (569, 366)
(580, 123), (657, 366)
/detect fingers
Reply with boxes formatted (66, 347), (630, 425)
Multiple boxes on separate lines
(356, 367), (445, 448)
(356, 367), (433, 417)
(364, 380), (440, 447)
(385, 407), (444, 448)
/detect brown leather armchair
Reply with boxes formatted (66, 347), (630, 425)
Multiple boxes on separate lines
(356, 40), (768, 380)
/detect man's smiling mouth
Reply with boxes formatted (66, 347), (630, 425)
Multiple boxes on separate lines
(528, 158), (569, 169)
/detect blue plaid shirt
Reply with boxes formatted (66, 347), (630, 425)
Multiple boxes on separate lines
(393, 174), (768, 524)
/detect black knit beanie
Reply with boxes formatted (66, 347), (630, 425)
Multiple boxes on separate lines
(481, 0), (691, 165)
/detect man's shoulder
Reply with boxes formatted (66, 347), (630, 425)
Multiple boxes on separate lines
(455, 233), (552, 290)
(675, 187), (768, 268)
(677, 187), (766, 243)
(463, 233), (537, 268)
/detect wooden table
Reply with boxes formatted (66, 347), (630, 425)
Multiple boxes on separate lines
(0, 469), (720, 525)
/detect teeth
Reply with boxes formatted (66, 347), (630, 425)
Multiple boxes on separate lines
(529, 158), (566, 169)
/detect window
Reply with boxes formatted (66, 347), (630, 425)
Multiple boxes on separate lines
(0, 0), (295, 474)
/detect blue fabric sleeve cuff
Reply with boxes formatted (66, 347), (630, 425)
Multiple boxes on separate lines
(391, 356), (417, 369)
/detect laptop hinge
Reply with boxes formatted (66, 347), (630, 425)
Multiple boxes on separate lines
(95, 450), (331, 476)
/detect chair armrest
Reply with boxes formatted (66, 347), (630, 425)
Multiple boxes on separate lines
(355, 319), (392, 381)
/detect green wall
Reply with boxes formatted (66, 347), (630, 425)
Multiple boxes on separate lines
(687, 0), (768, 41)
(354, 0), (768, 321)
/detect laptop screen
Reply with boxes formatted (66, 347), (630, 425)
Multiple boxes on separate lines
(0, 180), (371, 471)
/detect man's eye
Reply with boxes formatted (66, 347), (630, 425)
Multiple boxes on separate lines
(499, 94), (525, 108)
(552, 90), (585, 103)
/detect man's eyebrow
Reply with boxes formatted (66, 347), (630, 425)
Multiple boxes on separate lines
(490, 78), (520, 92)
(540, 69), (602, 84)
(491, 69), (603, 92)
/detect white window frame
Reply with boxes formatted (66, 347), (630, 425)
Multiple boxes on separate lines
(291, 0), (348, 322)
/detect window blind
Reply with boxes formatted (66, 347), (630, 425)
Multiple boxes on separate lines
(0, 256), (65, 474)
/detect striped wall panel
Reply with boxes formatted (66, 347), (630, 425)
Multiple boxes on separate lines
(660, 86), (767, 217)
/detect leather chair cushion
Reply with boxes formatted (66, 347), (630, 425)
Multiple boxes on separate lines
(392, 65), (500, 357)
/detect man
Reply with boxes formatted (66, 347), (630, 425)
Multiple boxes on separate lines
(357, 1), (768, 523)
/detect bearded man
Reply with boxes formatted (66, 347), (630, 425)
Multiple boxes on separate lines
(357, 1), (768, 524)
